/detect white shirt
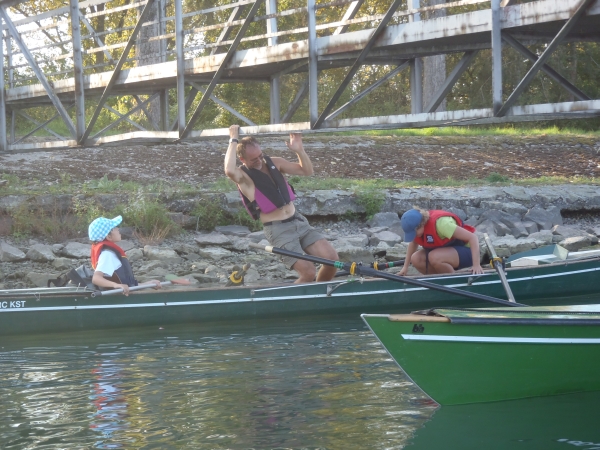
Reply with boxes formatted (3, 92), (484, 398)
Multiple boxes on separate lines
(95, 249), (122, 277)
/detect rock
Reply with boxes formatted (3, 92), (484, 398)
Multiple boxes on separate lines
(230, 237), (252, 251)
(53, 257), (74, 270)
(119, 226), (135, 239)
(215, 225), (251, 237)
(337, 234), (369, 247)
(173, 243), (200, 255)
(559, 236), (594, 252)
(26, 244), (56, 262)
(191, 273), (220, 284)
(247, 231), (266, 243)
(363, 226), (389, 236)
(26, 271), (62, 288)
(141, 267), (170, 278)
(446, 207), (467, 221)
(522, 221), (539, 234)
(62, 242), (91, 259)
(587, 226), (600, 237)
(367, 212), (401, 229)
(528, 230), (554, 245)
(475, 219), (511, 237)
(370, 230), (403, 246)
(490, 236), (539, 256)
(523, 206), (563, 231)
(116, 240), (136, 252)
(194, 232), (232, 247)
(168, 212), (196, 228)
(331, 240), (375, 263)
(479, 201), (528, 216)
(375, 241), (390, 250)
(385, 244), (408, 261)
(243, 267), (261, 283)
(126, 248), (144, 262)
(197, 247), (234, 260)
(138, 261), (166, 272)
(0, 241), (27, 262)
(143, 246), (182, 264)
(552, 225), (598, 244)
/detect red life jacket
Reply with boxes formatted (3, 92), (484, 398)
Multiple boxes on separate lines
(90, 240), (138, 287)
(90, 240), (127, 269)
(414, 210), (476, 249)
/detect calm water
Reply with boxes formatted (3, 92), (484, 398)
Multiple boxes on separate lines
(0, 314), (436, 449)
(1, 313), (599, 449)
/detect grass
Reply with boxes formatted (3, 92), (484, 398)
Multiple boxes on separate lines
(1, 172), (598, 200)
(335, 124), (600, 138)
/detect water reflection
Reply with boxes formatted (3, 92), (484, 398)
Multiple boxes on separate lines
(90, 360), (129, 448)
(0, 315), (436, 449)
(408, 391), (600, 450)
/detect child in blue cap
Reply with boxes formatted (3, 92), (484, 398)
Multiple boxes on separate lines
(398, 208), (483, 276)
(88, 215), (161, 295)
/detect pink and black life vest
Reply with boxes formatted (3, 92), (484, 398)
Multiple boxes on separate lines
(414, 210), (476, 249)
(239, 155), (296, 220)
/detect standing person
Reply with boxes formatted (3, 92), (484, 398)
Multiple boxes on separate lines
(88, 215), (161, 295)
(224, 124), (338, 283)
(398, 208), (484, 276)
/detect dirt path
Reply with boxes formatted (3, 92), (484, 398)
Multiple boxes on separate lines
(1, 135), (599, 186)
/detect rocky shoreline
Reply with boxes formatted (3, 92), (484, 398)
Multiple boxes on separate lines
(1, 184), (600, 290)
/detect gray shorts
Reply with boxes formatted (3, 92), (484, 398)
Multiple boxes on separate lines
(263, 213), (325, 269)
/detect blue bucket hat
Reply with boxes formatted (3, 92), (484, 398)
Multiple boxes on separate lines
(400, 209), (423, 243)
(88, 215), (122, 242)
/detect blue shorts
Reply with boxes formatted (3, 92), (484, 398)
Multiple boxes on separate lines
(452, 244), (473, 270)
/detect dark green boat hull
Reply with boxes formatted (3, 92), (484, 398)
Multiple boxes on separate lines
(2, 257), (600, 336)
(362, 305), (600, 405)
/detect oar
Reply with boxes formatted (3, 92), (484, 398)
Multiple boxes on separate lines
(250, 243), (527, 307)
(226, 263), (252, 286)
(335, 259), (405, 277)
(483, 233), (517, 303)
(91, 276), (191, 297)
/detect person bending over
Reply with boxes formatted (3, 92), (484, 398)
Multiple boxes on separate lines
(398, 208), (484, 276)
(89, 215), (161, 295)
(224, 124), (338, 283)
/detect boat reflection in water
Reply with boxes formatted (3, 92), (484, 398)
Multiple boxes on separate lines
(407, 391), (600, 449)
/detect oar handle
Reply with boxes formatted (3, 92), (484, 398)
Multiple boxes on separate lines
(91, 281), (172, 298)
(484, 233), (517, 303)
(251, 243), (527, 307)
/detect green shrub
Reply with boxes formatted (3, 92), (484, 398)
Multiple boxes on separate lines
(485, 172), (511, 183)
(192, 196), (262, 231)
(11, 202), (83, 241)
(354, 188), (386, 219)
(121, 190), (180, 238)
(84, 174), (123, 191)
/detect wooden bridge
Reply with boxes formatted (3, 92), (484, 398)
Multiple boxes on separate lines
(0, 0), (599, 151)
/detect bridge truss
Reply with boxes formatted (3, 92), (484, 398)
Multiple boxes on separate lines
(0, 0), (599, 151)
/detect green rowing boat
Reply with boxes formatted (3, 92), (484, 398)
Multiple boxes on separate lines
(2, 253), (600, 336)
(362, 304), (600, 405)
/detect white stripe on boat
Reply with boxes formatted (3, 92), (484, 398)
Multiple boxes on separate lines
(400, 335), (600, 344)
(1, 264), (599, 313)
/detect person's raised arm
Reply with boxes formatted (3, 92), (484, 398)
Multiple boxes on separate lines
(452, 226), (484, 274)
(273, 133), (314, 176)
(224, 125), (246, 185)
